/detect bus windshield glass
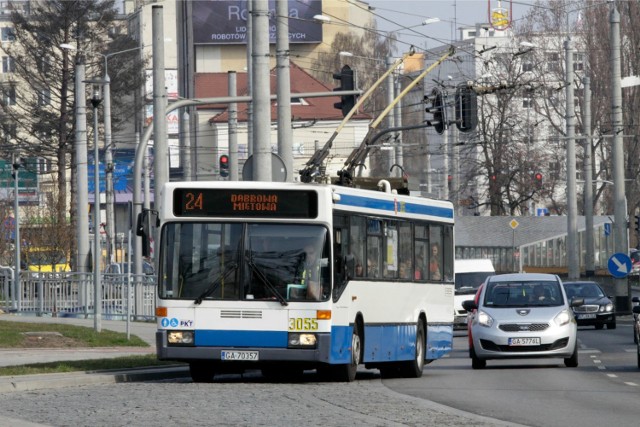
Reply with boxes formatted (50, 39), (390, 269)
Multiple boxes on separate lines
(159, 222), (330, 302)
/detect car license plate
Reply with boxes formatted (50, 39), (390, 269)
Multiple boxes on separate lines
(221, 351), (259, 361)
(508, 337), (540, 346)
(577, 313), (596, 319)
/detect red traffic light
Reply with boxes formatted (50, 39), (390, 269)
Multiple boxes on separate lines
(220, 154), (229, 164)
(534, 172), (542, 181)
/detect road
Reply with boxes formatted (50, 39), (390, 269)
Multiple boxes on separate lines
(1, 319), (638, 426)
(386, 318), (640, 427)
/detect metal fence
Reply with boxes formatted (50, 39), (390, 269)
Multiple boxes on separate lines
(0, 267), (156, 320)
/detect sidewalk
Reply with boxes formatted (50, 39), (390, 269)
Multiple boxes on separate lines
(0, 312), (158, 368)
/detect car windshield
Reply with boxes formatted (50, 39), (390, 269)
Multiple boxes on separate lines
(483, 280), (564, 307)
(455, 272), (492, 294)
(564, 282), (604, 299)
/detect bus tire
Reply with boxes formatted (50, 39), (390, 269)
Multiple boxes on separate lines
(331, 323), (361, 382)
(400, 321), (425, 378)
(189, 361), (216, 383)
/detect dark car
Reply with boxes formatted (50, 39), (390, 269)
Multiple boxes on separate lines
(633, 296), (640, 344)
(633, 304), (640, 368)
(563, 281), (616, 329)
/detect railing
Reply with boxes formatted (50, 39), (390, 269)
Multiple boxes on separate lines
(0, 269), (156, 320)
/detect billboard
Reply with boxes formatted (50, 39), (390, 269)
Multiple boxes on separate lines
(192, 0), (323, 45)
(0, 158), (39, 204)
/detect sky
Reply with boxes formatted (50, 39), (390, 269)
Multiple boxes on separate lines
(367, 0), (538, 52)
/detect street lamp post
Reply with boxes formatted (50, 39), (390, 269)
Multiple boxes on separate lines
(90, 85), (103, 333)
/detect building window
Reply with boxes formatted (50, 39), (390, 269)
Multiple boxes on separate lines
(36, 56), (50, 74)
(1, 26), (15, 42)
(2, 56), (14, 73)
(3, 85), (16, 105)
(522, 62), (533, 72)
(546, 53), (560, 72)
(37, 88), (50, 106)
(573, 53), (584, 71)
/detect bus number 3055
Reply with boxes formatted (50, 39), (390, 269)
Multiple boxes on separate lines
(289, 318), (318, 331)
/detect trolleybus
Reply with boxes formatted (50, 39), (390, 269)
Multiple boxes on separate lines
(154, 181), (454, 382)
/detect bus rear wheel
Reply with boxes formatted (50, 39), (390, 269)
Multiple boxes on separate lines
(400, 321), (425, 378)
(189, 361), (216, 383)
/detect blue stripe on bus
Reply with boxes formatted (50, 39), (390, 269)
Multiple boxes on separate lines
(335, 194), (453, 219)
(426, 324), (453, 359)
(195, 330), (288, 347)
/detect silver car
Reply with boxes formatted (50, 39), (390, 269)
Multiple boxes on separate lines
(462, 273), (580, 369)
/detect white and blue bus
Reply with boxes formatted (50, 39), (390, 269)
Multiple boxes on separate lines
(155, 181), (454, 382)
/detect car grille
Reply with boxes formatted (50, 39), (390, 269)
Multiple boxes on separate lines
(499, 323), (549, 332)
(573, 305), (599, 313)
(480, 338), (569, 352)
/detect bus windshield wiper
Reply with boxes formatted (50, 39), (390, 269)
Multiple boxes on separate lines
(247, 258), (288, 306)
(194, 262), (238, 305)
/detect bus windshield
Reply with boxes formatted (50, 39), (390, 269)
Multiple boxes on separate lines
(159, 222), (330, 302)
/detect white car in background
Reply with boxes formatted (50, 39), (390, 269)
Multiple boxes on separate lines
(453, 259), (495, 329)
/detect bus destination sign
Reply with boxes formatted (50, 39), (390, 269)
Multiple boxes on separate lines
(173, 188), (318, 218)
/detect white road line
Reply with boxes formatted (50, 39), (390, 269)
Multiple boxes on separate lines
(624, 382), (638, 387)
(607, 373), (618, 378)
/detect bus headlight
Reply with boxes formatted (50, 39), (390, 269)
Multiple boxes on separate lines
(288, 333), (317, 348)
(167, 330), (194, 345)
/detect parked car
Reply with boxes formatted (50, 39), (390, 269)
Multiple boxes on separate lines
(633, 296), (640, 344)
(563, 281), (616, 330)
(462, 273), (581, 369)
(453, 259), (495, 330)
(633, 304), (640, 368)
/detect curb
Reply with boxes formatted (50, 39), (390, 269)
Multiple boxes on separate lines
(0, 365), (190, 393)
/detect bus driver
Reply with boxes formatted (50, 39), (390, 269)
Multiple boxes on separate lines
(301, 244), (322, 300)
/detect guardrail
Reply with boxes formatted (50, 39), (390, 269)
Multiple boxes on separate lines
(0, 269), (156, 320)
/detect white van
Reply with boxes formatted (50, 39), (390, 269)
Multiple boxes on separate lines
(454, 259), (495, 329)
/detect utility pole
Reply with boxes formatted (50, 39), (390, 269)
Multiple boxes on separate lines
(103, 70), (114, 265)
(12, 153), (20, 311)
(74, 53), (90, 274)
(583, 70), (595, 277)
(252, 0), (271, 181)
(386, 56), (396, 171)
(393, 72), (403, 178)
(565, 30), (578, 280)
(610, 3), (629, 311)
(276, 0), (292, 182)
(90, 86), (103, 333)
(246, 0), (254, 157)
(152, 5), (168, 213)
(228, 71), (239, 181)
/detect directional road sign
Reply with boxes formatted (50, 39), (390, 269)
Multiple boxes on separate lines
(607, 252), (632, 278)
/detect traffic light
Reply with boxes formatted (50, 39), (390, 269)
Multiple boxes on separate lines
(333, 65), (356, 117)
(635, 215), (640, 233)
(426, 88), (446, 134)
(455, 83), (478, 132)
(219, 154), (229, 178)
(533, 172), (543, 189)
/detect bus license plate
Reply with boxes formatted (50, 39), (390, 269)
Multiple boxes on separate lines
(221, 351), (259, 361)
(508, 337), (540, 346)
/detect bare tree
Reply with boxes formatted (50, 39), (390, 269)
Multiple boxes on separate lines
(0, 1), (145, 266)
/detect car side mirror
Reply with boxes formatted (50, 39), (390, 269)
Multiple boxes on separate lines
(462, 300), (477, 311)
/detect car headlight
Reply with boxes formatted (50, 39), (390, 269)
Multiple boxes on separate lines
(167, 330), (194, 345)
(554, 309), (572, 327)
(477, 310), (494, 327)
(288, 333), (317, 348)
(600, 303), (614, 313)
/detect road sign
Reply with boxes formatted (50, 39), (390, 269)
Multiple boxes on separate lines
(604, 223), (611, 236)
(509, 219), (519, 229)
(607, 253), (632, 278)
